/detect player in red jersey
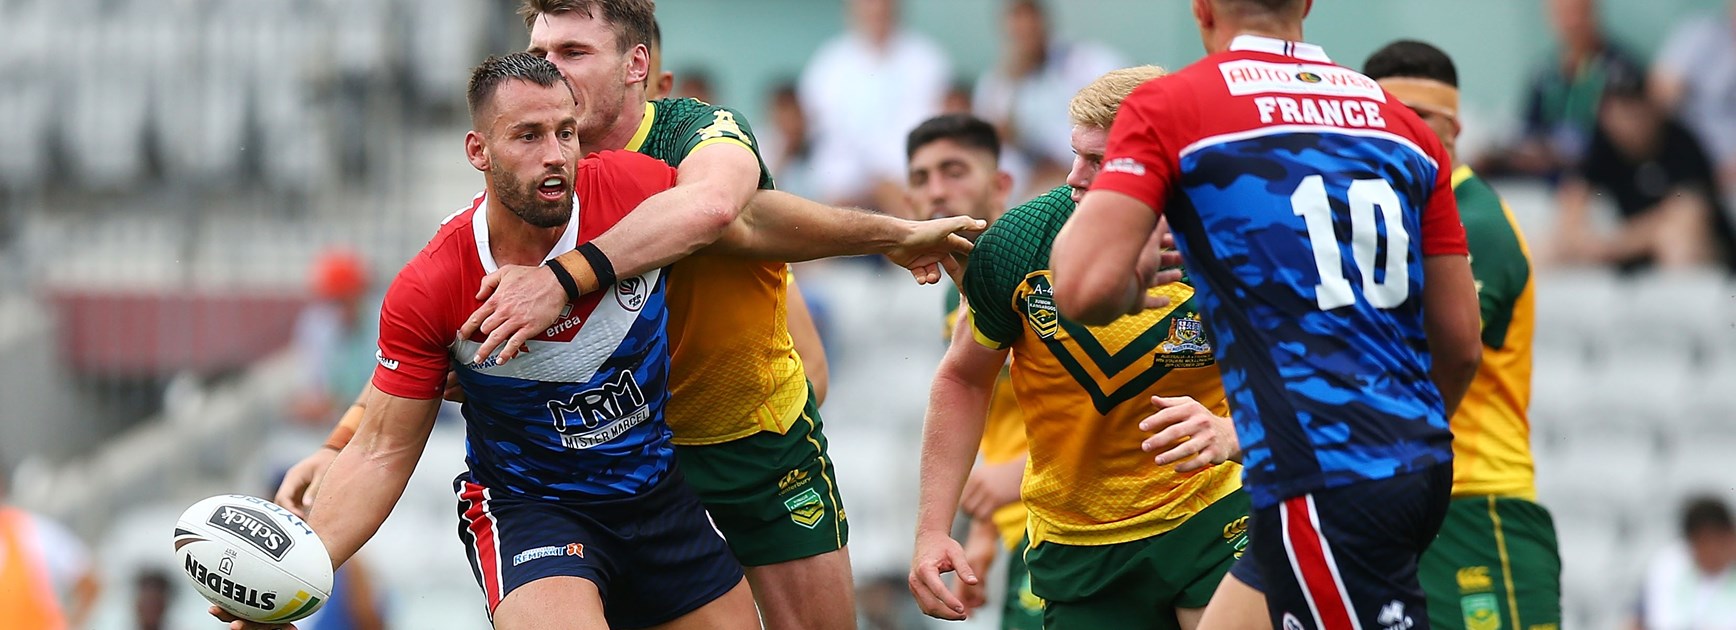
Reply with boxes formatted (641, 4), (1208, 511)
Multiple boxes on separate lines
(1050, 1), (1482, 629)
(216, 53), (759, 630)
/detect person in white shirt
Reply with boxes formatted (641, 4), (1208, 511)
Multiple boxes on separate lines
(972, 0), (1124, 198)
(1652, 0), (1736, 188)
(1639, 495), (1736, 630)
(798, 0), (950, 216)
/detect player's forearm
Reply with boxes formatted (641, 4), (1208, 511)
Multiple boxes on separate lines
(916, 370), (995, 536)
(706, 190), (911, 261)
(564, 144), (762, 279)
(1422, 255), (1483, 417)
(324, 387), (371, 450)
(1052, 196), (1149, 325)
(306, 396), (438, 568)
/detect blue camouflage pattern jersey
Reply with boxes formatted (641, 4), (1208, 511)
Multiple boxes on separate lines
(371, 151), (682, 501)
(1089, 35), (1469, 508)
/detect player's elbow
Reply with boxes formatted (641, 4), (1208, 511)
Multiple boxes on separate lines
(1437, 339), (1482, 384)
(1053, 273), (1124, 326)
(686, 198), (740, 249)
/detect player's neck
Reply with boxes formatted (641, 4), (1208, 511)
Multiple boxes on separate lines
(590, 96), (651, 153)
(1212, 23), (1305, 53)
(483, 196), (567, 267)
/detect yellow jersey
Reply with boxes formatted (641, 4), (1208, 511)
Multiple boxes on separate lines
(625, 99), (808, 445)
(963, 186), (1241, 548)
(1449, 166), (1538, 499)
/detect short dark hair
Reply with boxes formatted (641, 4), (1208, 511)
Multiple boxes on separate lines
(1683, 495), (1736, 538)
(467, 52), (569, 119)
(1363, 40), (1460, 88)
(906, 114), (1001, 161)
(519, 0), (657, 53)
(1219, 0), (1308, 15)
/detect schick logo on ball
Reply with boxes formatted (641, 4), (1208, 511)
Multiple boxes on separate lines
(208, 506), (294, 561)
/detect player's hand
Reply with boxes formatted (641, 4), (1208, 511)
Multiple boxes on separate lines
(459, 264), (566, 365)
(210, 605), (296, 630)
(909, 529), (978, 621)
(955, 519), (1000, 612)
(1129, 221), (1184, 315)
(275, 447), (338, 518)
(1139, 395), (1241, 473)
(960, 458), (1024, 521)
(887, 216), (984, 285)
(442, 370), (466, 403)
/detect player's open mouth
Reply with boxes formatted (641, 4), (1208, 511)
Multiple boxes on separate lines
(537, 176), (567, 201)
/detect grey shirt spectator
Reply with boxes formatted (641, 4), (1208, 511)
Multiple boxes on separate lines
(1652, 2), (1736, 187)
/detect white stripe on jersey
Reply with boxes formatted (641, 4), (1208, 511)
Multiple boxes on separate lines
(451, 268), (660, 384)
(1177, 124), (1437, 170)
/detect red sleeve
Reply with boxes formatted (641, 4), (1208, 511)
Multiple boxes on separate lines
(1418, 133), (1468, 257)
(370, 262), (452, 400)
(1088, 80), (1181, 215)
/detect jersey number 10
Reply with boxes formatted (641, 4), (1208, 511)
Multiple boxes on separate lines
(1290, 175), (1411, 310)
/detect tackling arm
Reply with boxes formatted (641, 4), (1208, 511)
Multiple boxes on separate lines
(1051, 190), (1180, 325)
(704, 190), (981, 275)
(305, 386), (441, 569)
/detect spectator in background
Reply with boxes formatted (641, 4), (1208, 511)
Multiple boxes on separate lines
(0, 463), (101, 630)
(1551, 73), (1736, 271)
(675, 66), (716, 104)
(1651, 0), (1736, 188)
(1492, 0), (1643, 180)
(800, 0), (950, 217)
(972, 0), (1123, 198)
(130, 569), (172, 630)
(1638, 495), (1736, 629)
(287, 249), (378, 425)
(761, 80), (819, 201)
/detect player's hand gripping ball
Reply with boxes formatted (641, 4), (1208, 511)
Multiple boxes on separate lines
(173, 495), (333, 623)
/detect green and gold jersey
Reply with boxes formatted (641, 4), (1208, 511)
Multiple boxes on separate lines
(1449, 166), (1538, 500)
(944, 287), (1031, 550)
(627, 98), (807, 445)
(963, 185), (1241, 548)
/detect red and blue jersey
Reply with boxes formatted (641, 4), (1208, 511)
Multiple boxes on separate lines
(372, 150), (680, 501)
(1090, 35), (1468, 509)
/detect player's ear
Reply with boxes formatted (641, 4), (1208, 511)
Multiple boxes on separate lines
(465, 130), (489, 172)
(994, 170), (1015, 206)
(1192, 0), (1212, 29)
(1301, 0), (1314, 18)
(625, 43), (650, 86)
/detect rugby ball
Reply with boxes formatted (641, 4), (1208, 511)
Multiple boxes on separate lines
(172, 495), (333, 623)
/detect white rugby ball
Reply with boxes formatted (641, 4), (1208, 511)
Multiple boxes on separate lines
(173, 495), (333, 623)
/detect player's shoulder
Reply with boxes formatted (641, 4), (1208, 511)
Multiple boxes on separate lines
(977, 186), (1076, 266)
(653, 96), (734, 121)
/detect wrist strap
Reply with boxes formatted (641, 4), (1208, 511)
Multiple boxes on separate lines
(323, 423), (357, 452)
(576, 242), (617, 290)
(545, 258), (582, 301)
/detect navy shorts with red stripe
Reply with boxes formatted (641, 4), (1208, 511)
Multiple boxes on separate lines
(453, 468), (743, 629)
(1230, 463), (1451, 630)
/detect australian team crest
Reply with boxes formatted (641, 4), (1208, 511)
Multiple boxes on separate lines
(1156, 312), (1214, 368)
(1025, 278), (1059, 339)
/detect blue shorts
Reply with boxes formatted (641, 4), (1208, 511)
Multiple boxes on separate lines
(453, 469), (743, 629)
(1230, 464), (1451, 630)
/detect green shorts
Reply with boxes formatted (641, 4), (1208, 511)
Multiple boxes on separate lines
(1003, 536), (1043, 630)
(1025, 489), (1249, 630)
(673, 384), (848, 567)
(1419, 496), (1562, 630)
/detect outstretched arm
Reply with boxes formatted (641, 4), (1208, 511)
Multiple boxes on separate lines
(567, 142), (763, 277)
(306, 386), (441, 569)
(706, 190), (981, 282)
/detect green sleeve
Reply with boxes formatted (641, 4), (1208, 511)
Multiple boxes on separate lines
(962, 187), (1074, 348)
(667, 99), (776, 190)
(1456, 177), (1530, 349)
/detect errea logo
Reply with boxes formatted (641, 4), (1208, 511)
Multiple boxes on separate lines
(1104, 158), (1146, 176)
(375, 349), (399, 371)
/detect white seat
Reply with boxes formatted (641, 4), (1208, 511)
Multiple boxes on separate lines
(1532, 269), (1622, 363)
(1609, 270), (1732, 365)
